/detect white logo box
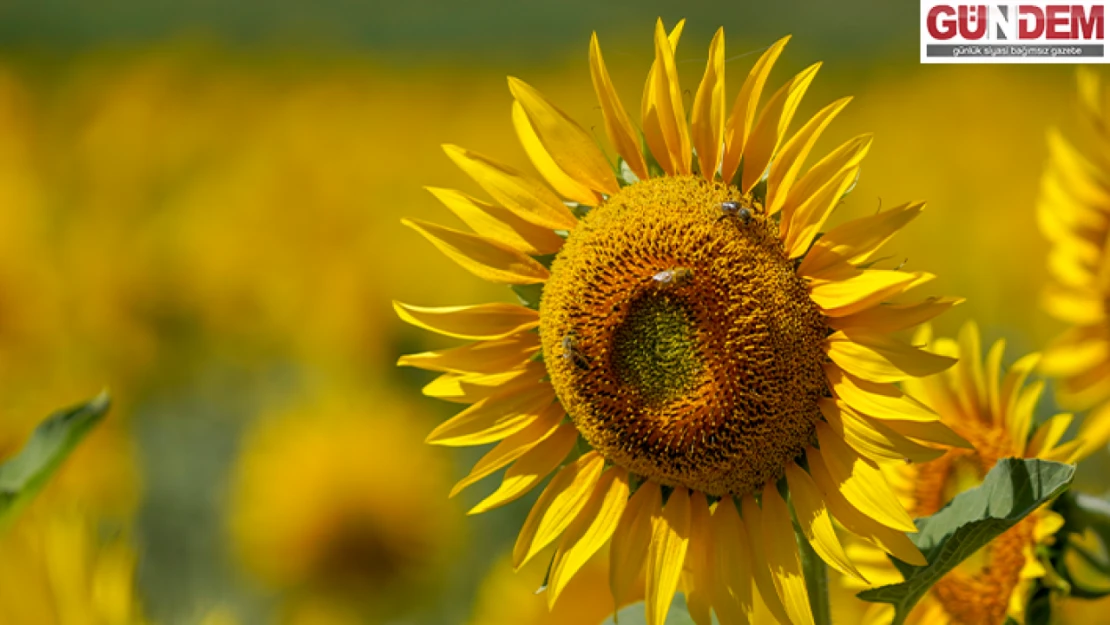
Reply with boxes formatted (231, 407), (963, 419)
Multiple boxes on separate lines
(921, 1), (1110, 63)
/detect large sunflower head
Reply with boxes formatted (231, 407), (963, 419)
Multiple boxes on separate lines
(1039, 69), (1110, 417)
(843, 322), (1101, 625)
(397, 19), (967, 625)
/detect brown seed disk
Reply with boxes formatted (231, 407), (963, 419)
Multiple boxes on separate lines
(539, 176), (829, 497)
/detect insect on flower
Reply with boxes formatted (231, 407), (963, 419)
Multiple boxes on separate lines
(718, 200), (753, 225)
(560, 335), (590, 371)
(652, 267), (693, 286)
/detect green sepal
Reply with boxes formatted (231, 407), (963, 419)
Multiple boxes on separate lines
(749, 176), (768, 206)
(566, 202), (593, 220)
(512, 283), (545, 311)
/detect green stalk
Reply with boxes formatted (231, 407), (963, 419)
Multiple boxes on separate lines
(796, 523), (832, 625)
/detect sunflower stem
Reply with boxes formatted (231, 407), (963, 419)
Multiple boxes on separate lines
(796, 522), (832, 625)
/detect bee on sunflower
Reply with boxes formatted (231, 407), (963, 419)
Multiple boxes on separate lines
(397, 19), (967, 625)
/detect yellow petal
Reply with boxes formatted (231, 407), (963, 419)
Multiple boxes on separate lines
(798, 201), (925, 277)
(691, 28), (726, 180)
(1000, 353), (1041, 422)
(760, 483), (815, 625)
(784, 165), (861, 258)
(901, 334), (966, 422)
(1041, 327), (1110, 378)
(425, 186), (565, 256)
(643, 19), (691, 177)
(1062, 401), (1110, 462)
(510, 102), (601, 206)
(785, 133), (873, 211)
(986, 338), (1006, 420)
(879, 418), (971, 450)
(509, 78), (618, 197)
(590, 32), (649, 181)
(443, 144), (577, 231)
(739, 63), (821, 194)
(740, 495), (794, 625)
(397, 332), (540, 374)
(785, 462), (867, 582)
(709, 500), (756, 625)
(806, 446), (927, 566)
(820, 398), (946, 464)
(953, 322), (988, 424)
(828, 297), (963, 334)
(1038, 180), (1107, 251)
(469, 422), (578, 515)
(426, 383), (555, 446)
(449, 403), (565, 497)
(547, 467), (631, 606)
(394, 301), (539, 340)
(422, 360), (547, 404)
(766, 97), (851, 216)
(646, 487), (692, 625)
(721, 36), (791, 184)
(781, 134), (872, 237)
(403, 218), (550, 285)
(1058, 357), (1110, 410)
(810, 270), (933, 317)
(824, 364), (941, 423)
(814, 423), (917, 532)
(611, 481), (662, 606)
(683, 570), (713, 625)
(826, 331), (957, 384)
(1043, 284), (1106, 325)
(1046, 127), (1110, 207)
(1048, 245), (1096, 289)
(1009, 381), (1043, 451)
(640, 20), (685, 174)
(513, 451), (606, 568)
(682, 491), (714, 624)
(1026, 412), (1074, 458)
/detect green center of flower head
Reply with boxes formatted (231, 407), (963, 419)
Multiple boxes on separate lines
(611, 293), (701, 405)
(540, 176), (831, 497)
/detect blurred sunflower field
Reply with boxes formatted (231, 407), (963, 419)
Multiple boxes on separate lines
(4, 1), (1110, 624)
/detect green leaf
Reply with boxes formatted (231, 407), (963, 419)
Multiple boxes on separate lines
(602, 598), (697, 625)
(857, 458), (1075, 625)
(0, 391), (112, 529)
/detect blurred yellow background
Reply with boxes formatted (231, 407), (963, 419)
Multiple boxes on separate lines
(0, 2), (1096, 623)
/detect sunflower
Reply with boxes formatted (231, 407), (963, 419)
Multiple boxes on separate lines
(228, 387), (459, 617)
(397, 20), (967, 625)
(1039, 69), (1110, 425)
(842, 322), (1104, 625)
